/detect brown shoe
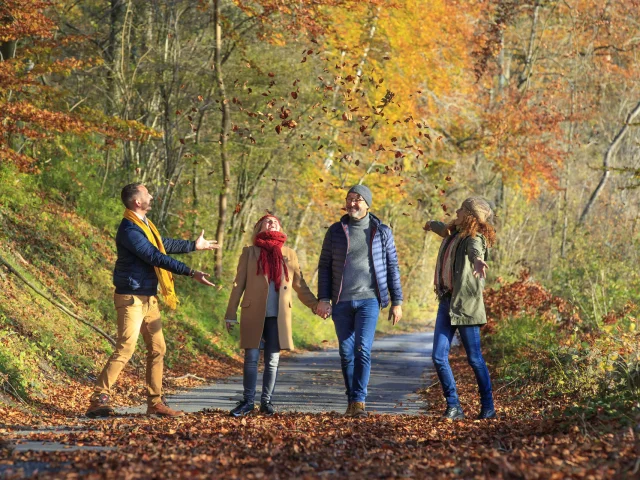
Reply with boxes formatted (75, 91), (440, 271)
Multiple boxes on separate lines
(86, 393), (115, 418)
(147, 401), (184, 417)
(345, 402), (354, 416)
(351, 402), (368, 417)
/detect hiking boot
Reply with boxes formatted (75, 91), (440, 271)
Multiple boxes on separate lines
(260, 401), (276, 416)
(147, 399), (185, 417)
(344, 402), (354, 416)
(477, 408), (497, 420)
(86, 393), (115, 418)
(351, 402), (368, 418)
(442, 405), (465, 420)
(230, 400), (254, 417)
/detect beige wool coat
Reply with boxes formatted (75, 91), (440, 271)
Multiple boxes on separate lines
(224, 245), (318, 350)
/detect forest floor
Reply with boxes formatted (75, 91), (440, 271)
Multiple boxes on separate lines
(1, 332), (638, 479)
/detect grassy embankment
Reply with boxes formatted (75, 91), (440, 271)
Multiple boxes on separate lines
(0, 164), (338, 411)
(483, 270), (639, 418)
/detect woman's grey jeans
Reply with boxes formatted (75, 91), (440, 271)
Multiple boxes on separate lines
(242, 316), (281, 404)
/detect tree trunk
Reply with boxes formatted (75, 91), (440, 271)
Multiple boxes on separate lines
(517, 1), (540, 90)
(292, 200), (313, 251)
(106, 0), (125, 116)
(406, 232), (431, 284)
(560, 87), (575, 258)
(191, 160), (199, 236)
(213, 0), (231, 278)
(578, 100), (640, 225)
(0, 40), (16, 61)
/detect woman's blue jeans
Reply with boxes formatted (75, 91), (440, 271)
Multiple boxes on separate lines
(432, 297), (494, 410)
(332, 298), (380, 403)
(243, 317), (280, 404)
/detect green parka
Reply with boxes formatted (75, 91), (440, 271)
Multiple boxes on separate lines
(430, 221), (488, 326)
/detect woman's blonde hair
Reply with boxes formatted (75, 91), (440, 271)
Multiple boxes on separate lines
(251, 215), (285, 243)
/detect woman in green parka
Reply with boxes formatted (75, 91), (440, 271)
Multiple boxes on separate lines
(424, 197), (496, 420)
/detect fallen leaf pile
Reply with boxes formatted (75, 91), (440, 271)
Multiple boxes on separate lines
(0, 351), (242, 429)
(1, 349), (638, 479)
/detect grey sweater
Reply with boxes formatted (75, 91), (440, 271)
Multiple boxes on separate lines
(340, 214), (377, 302)
(266, 281), (279, 317)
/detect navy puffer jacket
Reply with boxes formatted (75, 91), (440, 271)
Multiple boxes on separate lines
(113, 219), (195, 296)
(317, 213), (403, 308)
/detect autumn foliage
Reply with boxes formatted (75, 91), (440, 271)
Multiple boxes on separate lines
(484, 269), (580, 331)
(0, 0), (154, 172)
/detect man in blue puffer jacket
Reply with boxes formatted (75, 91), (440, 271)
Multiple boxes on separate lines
(316, 185), (403, 417)
(86, 183), (219, 418)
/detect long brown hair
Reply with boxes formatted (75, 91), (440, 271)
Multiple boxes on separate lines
(448, 214), (496, 247)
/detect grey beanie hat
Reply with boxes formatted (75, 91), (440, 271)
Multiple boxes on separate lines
(347, 184), (372, 207)
(462, 197), (493, 223)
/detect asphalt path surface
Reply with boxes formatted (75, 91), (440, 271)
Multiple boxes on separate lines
(4, 331), (436, 458)
(122, 330), (435, 416)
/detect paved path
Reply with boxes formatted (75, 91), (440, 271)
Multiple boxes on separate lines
(3, 331), (436, 460)
(122, 330), (435, 416)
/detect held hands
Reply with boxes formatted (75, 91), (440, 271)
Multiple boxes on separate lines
(389, 305), (402, 326)
(195, 230), (220, 251)
(473, 258), (489, 279)
(315, 301), (332, 319)
(225, 318), (238, 333)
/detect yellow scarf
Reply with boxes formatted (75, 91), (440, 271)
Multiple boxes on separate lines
(123, 209), (179, 310)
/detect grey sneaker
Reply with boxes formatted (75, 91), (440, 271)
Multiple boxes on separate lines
(260, 402), (276, 416)
(442, 405), (465, 420)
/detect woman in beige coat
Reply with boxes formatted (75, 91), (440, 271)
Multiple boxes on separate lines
(224, 214), (318, 416)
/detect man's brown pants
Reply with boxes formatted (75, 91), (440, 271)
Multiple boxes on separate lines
(94, 294), (166, 406)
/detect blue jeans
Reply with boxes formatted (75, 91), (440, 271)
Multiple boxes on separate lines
(332, 298), (380, 403)
(432, 297), (494, 410)
(243, 317), (280, 404)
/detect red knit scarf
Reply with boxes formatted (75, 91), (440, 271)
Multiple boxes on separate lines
(254, 230), (289, 290)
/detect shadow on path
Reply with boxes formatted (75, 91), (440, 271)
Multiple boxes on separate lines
(120, 330), (435, 415)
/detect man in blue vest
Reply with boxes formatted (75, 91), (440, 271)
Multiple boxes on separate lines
(316, 185), (403, 417)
